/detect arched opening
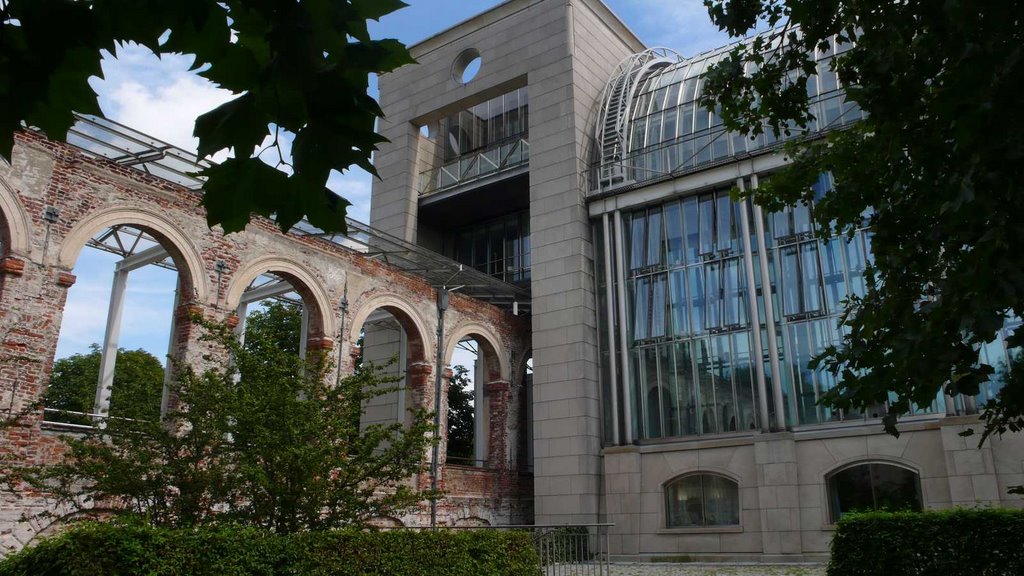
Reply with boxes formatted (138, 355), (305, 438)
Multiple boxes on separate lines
(519, 354), (533, 473)
(234, 273), (308, 360)
(827, 462), (922, 522)
(350, 302), (427, 430)
(664, 473), (740, 528)
(446, 332), (503, 468)
(47, 224), (193, 426)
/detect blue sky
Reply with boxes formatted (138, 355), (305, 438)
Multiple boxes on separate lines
(57, 0), (731, 363)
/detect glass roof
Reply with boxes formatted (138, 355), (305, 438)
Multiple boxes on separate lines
(53, 114), (530, 314)
(592, 33), (861, 195)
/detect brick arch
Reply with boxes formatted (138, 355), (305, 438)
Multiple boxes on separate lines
(56, 206), (209, 302)
(0, 172), (33, 258)
(224, 256), (336, 342)
(444, 322), (509, 382)
(348, 294), (431, 364)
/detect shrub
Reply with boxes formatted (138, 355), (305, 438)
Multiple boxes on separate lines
(0, 523), (541, 576)
(827, 508), (1024, 576)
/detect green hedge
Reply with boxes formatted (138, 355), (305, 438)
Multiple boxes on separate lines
(827, 508), (1024, 576)
(0, 523), (541, 576)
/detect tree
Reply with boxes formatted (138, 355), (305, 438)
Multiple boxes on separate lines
(699, 0), (1024, 440)
(243, 300), (302, 358)
(446, 365), (474, 465)
(0, 0), (413, 234)
(9, 317), (436, 532)
(45, 345), (165, 425)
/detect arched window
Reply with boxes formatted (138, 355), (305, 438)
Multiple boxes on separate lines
(665, 473), (739, 528)
(827, 462), (921, 522)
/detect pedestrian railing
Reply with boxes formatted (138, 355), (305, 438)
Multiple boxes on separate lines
(450, 523), (613, 576)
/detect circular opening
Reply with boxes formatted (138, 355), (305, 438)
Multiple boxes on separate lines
(453, 49), (482, 84)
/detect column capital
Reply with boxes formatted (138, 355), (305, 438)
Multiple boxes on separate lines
(55, 270), (76, 287)
(306, 336), (334, 351)
(1, 256), (25, 276)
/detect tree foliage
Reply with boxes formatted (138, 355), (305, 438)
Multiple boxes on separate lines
(446, 365), (474, 465)
(0, 0), (414, 234)
(8, 317), (436, 532)
(243, 300), (302, 358)
(44, 345), (165, 425)
(700, 0), (1024, 437)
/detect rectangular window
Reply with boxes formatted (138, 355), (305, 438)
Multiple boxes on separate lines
(664, 201), (684, 266)
(629, 212), (647, 273)
(646, 208), (663, 268)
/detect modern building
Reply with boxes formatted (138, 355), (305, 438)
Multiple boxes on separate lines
(370, 0), (1024, 561)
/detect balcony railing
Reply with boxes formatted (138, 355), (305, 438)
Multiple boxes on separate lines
(419, 136), (529, 197)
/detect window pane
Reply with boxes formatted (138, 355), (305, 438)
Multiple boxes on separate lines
(683, 197), (700, 264)
(669, 269), (689, 336)
(703, 475), (740, 526)
(689, 267), (706, 334)
(781, 245), (801, 316)
(829, 464), (921, 522)
(666, 475), (705, 527)
(673, 341), (698, 435)
(665, 201), (684, 266)
(704, 261), (721, 331)
(698, 196), (715, 256)
(629, 212), (646, 272)
(633, 277), (650, 342)
(644, 347), (662, 438)
(647, 208), (663, 268)
(713, 335), (736, 432)
(694, 338), (717, 433)
(801, 242), (823, 314)
(651, 274), (667, 339)
(822, 237), (847, 312)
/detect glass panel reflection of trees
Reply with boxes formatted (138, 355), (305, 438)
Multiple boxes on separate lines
(626, 189), (757, 439)
(827, 463), (921, 522)
(665, 474), (740, 528)
(610, 175), (1020, 440)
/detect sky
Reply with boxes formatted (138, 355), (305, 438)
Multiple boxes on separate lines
(56, 0), (731, 365)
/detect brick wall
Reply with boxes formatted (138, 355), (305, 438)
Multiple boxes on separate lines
(0, 131), (533, 555)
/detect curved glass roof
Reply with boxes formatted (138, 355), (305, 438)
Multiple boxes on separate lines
(592, 35), (862, 194)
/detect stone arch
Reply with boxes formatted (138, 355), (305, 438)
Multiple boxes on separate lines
(453, 516), (491, 527)
(348, 293), (432, 363)
(444, 321), (509, 382)
(225, 256), (336, 342)
(0, 173), (32, 258)
(57, 206), (208, 302)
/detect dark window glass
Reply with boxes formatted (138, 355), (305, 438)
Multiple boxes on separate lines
(666, 474), (740, 528)
(828, 463), (921, 522)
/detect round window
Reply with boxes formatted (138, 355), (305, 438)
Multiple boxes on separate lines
(453, 49), (482, 84)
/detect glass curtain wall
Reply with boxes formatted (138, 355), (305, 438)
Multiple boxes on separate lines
(438, 87), (529, 185)
(623, 189), (759, 440)
(604, 36), (863, 191)
(445, 211), (531, 284)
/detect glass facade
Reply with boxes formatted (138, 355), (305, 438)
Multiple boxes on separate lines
(445, 211), (531, 284)
(421, 87), (530, 195)
(598, 174), (1021, 443)
(623, 189), (759, 440)
(592, 37), (863, 192)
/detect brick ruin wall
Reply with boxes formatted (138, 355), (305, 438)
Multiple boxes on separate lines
(0, 132), (533, 555)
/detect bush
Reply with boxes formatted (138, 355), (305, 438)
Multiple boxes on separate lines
(827, 508), (1024, 576)
(0, 523), (541, 576)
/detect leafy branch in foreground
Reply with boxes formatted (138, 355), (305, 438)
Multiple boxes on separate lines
(700, 0), (1024, 439)
(0, 0), (415, 233)
(4, 308), (436, 532)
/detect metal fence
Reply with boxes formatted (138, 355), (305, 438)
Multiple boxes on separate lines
(449, 523), (612, 576)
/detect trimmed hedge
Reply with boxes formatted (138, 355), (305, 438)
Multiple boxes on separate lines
(827, 508), (1024, 576)
(0, 523), (541, 576)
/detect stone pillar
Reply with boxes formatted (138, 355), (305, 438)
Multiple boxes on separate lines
(754, 433), (802, 560)
(486, 379), (510, 470)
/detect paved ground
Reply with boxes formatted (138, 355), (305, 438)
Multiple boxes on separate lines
(606, 564), (826, 576)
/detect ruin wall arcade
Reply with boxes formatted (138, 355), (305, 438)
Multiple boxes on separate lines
(0, 131), (533, 555)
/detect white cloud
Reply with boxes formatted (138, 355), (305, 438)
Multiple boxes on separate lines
(328, 168), (374, 224)
(608, 0), (730, 57)
(91, 45), (234, 153)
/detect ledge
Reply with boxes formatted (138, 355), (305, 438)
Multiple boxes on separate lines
(656, 525), (743, 535)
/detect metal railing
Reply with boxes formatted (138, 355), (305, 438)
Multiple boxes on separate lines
(448, 523), (612, 576)
(419, 136), (529, 196)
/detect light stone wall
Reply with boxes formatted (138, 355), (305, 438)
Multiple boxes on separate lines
(603, 418), (1024, 562)
(370, 0), (644, 526)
